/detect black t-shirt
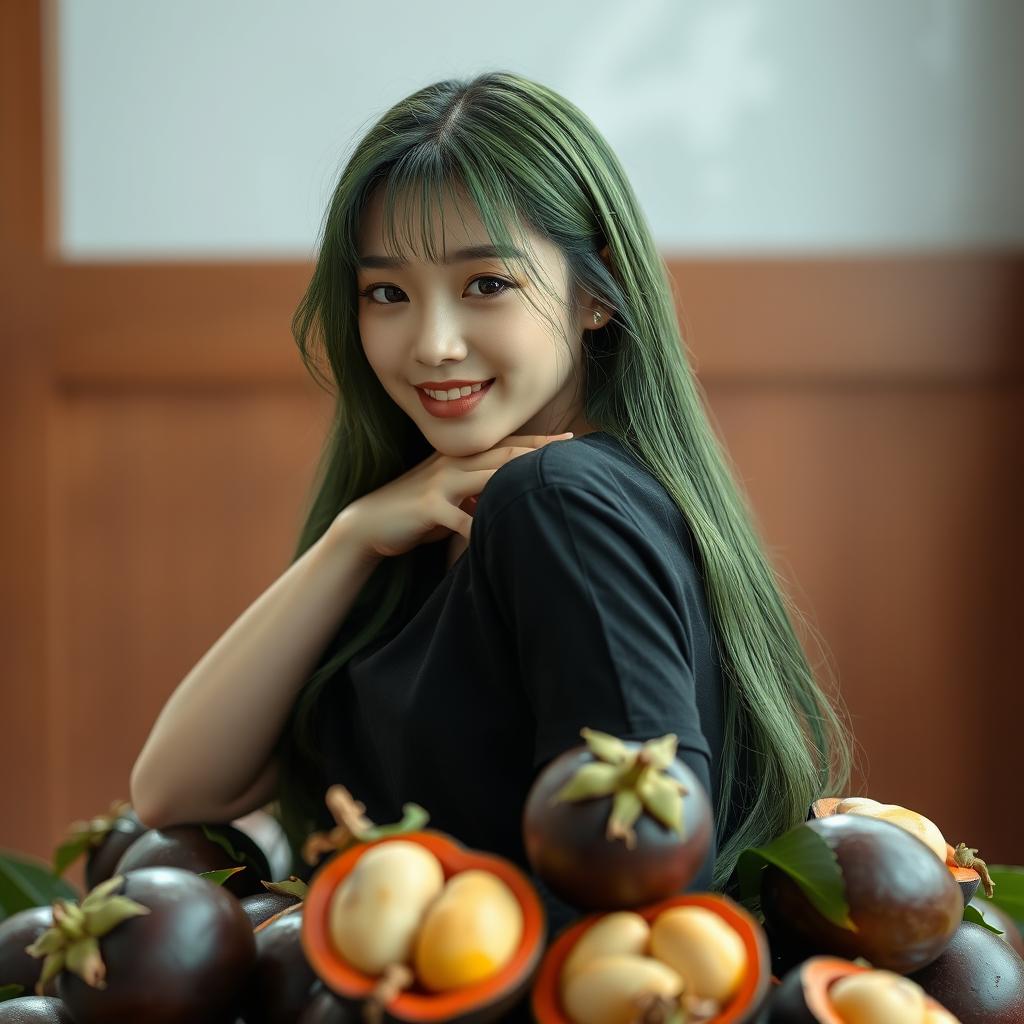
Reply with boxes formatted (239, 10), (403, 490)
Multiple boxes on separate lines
(311, 431), (744, 939)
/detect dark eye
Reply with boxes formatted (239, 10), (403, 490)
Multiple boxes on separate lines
(358, 275), (515, 305)
(466, 275), (512, 297)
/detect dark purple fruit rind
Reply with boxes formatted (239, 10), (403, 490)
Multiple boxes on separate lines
(763, 962), (830, 1023)
(0, 906), (56, 993)
(239, 891), (302, 929)
(760, 815), (962, 974)
(0, 996), (76, 1022)
(957, 875), (981, 907)
(522, 744), (713, 910)
(84, 808), (148, 891)
(113, 823), (272, 898)
(241, 911), (317, 1024)
(295, 984), (360, 1023)
(908, 921), (1024, 1023)
(968, 895), (1024, 959)
(56, 866), (256, 1024)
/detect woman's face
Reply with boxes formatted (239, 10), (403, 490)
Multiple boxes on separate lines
(355, 185), (605, 455)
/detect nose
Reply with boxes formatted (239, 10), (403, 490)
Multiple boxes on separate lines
(410, 305), (469, 365)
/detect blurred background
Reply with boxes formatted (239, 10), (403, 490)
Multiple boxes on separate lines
(2, 0), (1021, 892)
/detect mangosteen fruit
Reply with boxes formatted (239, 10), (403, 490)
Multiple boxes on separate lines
(24, 867), (256, 1023)
(114, 821), (271, 898)
(809, 797), (993, 906)
(909, 920), (1024, 1023)
(760, 814), (963, 974)
(239, 876), (308, 929)
(52, 800), (149, 891)
(522, 728), (713, 910)
(968, 894), (1024, 959)
(0, 996), (76, 1022)
(0, 907), (58, 996)
(295, 983), (360, 1023)
(237, 904), (317, 1024)
(532, 892), (770, 1023)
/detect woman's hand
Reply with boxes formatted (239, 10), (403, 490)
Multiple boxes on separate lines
(342, 432), (574, 560)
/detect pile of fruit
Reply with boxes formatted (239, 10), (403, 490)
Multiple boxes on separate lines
(0, 728), (1021, 1023)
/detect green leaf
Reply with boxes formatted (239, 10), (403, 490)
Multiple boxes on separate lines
(262, 876), (309, 900)
(0, 850), (80, 923)
(200, 825), (250, 864)
(986, 866), (1024, 930)
(736, 824), (855, 932)
(198, 866), (245, 886)
(52, 833), (93, 877)
(963, 903), (1004, 935)
(0, 984), (25, 1002)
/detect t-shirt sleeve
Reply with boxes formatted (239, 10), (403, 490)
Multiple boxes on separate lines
(475, 480), (717, 895)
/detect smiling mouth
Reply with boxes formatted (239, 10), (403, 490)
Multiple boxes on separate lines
(418, 379), (495, 399)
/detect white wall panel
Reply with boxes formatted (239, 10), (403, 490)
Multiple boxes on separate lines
(55, 0), (1024, 257)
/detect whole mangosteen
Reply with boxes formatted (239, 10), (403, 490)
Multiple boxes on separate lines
(909, 920), (1024, 1022)
(0, 906), (58, 996)
(522, 728), (713, 910)
(114, 822), (271, 898)
(237, 905), (317, 1024)
(760, 814), (963, 974)
(53, 801), (148, 890)
(24, 867), (256, 1023)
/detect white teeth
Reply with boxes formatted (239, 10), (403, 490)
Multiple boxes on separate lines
(424, 381), (489, 400)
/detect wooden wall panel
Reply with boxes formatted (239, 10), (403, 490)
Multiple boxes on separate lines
(43, 387), (331, 888)
(706, 385), (1023, 861)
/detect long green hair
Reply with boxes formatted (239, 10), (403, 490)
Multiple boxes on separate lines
(272, 70), (854, 889)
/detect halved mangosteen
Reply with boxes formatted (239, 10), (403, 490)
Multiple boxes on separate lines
(809, 798), (991, 906)
(522, 729), (714, 911)
(766, 956), (956, 1023)
(302, 831), (546, 1024)
(532, 891), (770, 1023)
(113, 821), (271, 898)
(908, 920), (1024, 1023)
(760, 815), (962, 975)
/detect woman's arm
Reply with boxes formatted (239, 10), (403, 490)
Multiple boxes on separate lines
(129, 508), (382, 828)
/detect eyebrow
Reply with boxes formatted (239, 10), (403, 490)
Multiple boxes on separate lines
(356, 244), (527, 269)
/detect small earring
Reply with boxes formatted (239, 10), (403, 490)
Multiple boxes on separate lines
(593, 309), (604, 324)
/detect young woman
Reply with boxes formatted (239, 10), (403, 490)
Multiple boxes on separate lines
(130, 71), (853, 934)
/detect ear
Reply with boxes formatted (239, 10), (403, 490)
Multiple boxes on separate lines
(578, 245), (615, 331)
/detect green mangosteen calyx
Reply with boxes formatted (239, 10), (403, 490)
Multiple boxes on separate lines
(550, 729), (690, 849)
(952, 841), (995, 897)
(24, 874), (150, 995)
(301, 784), (430, 865)
(52, 799), (131, 876)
